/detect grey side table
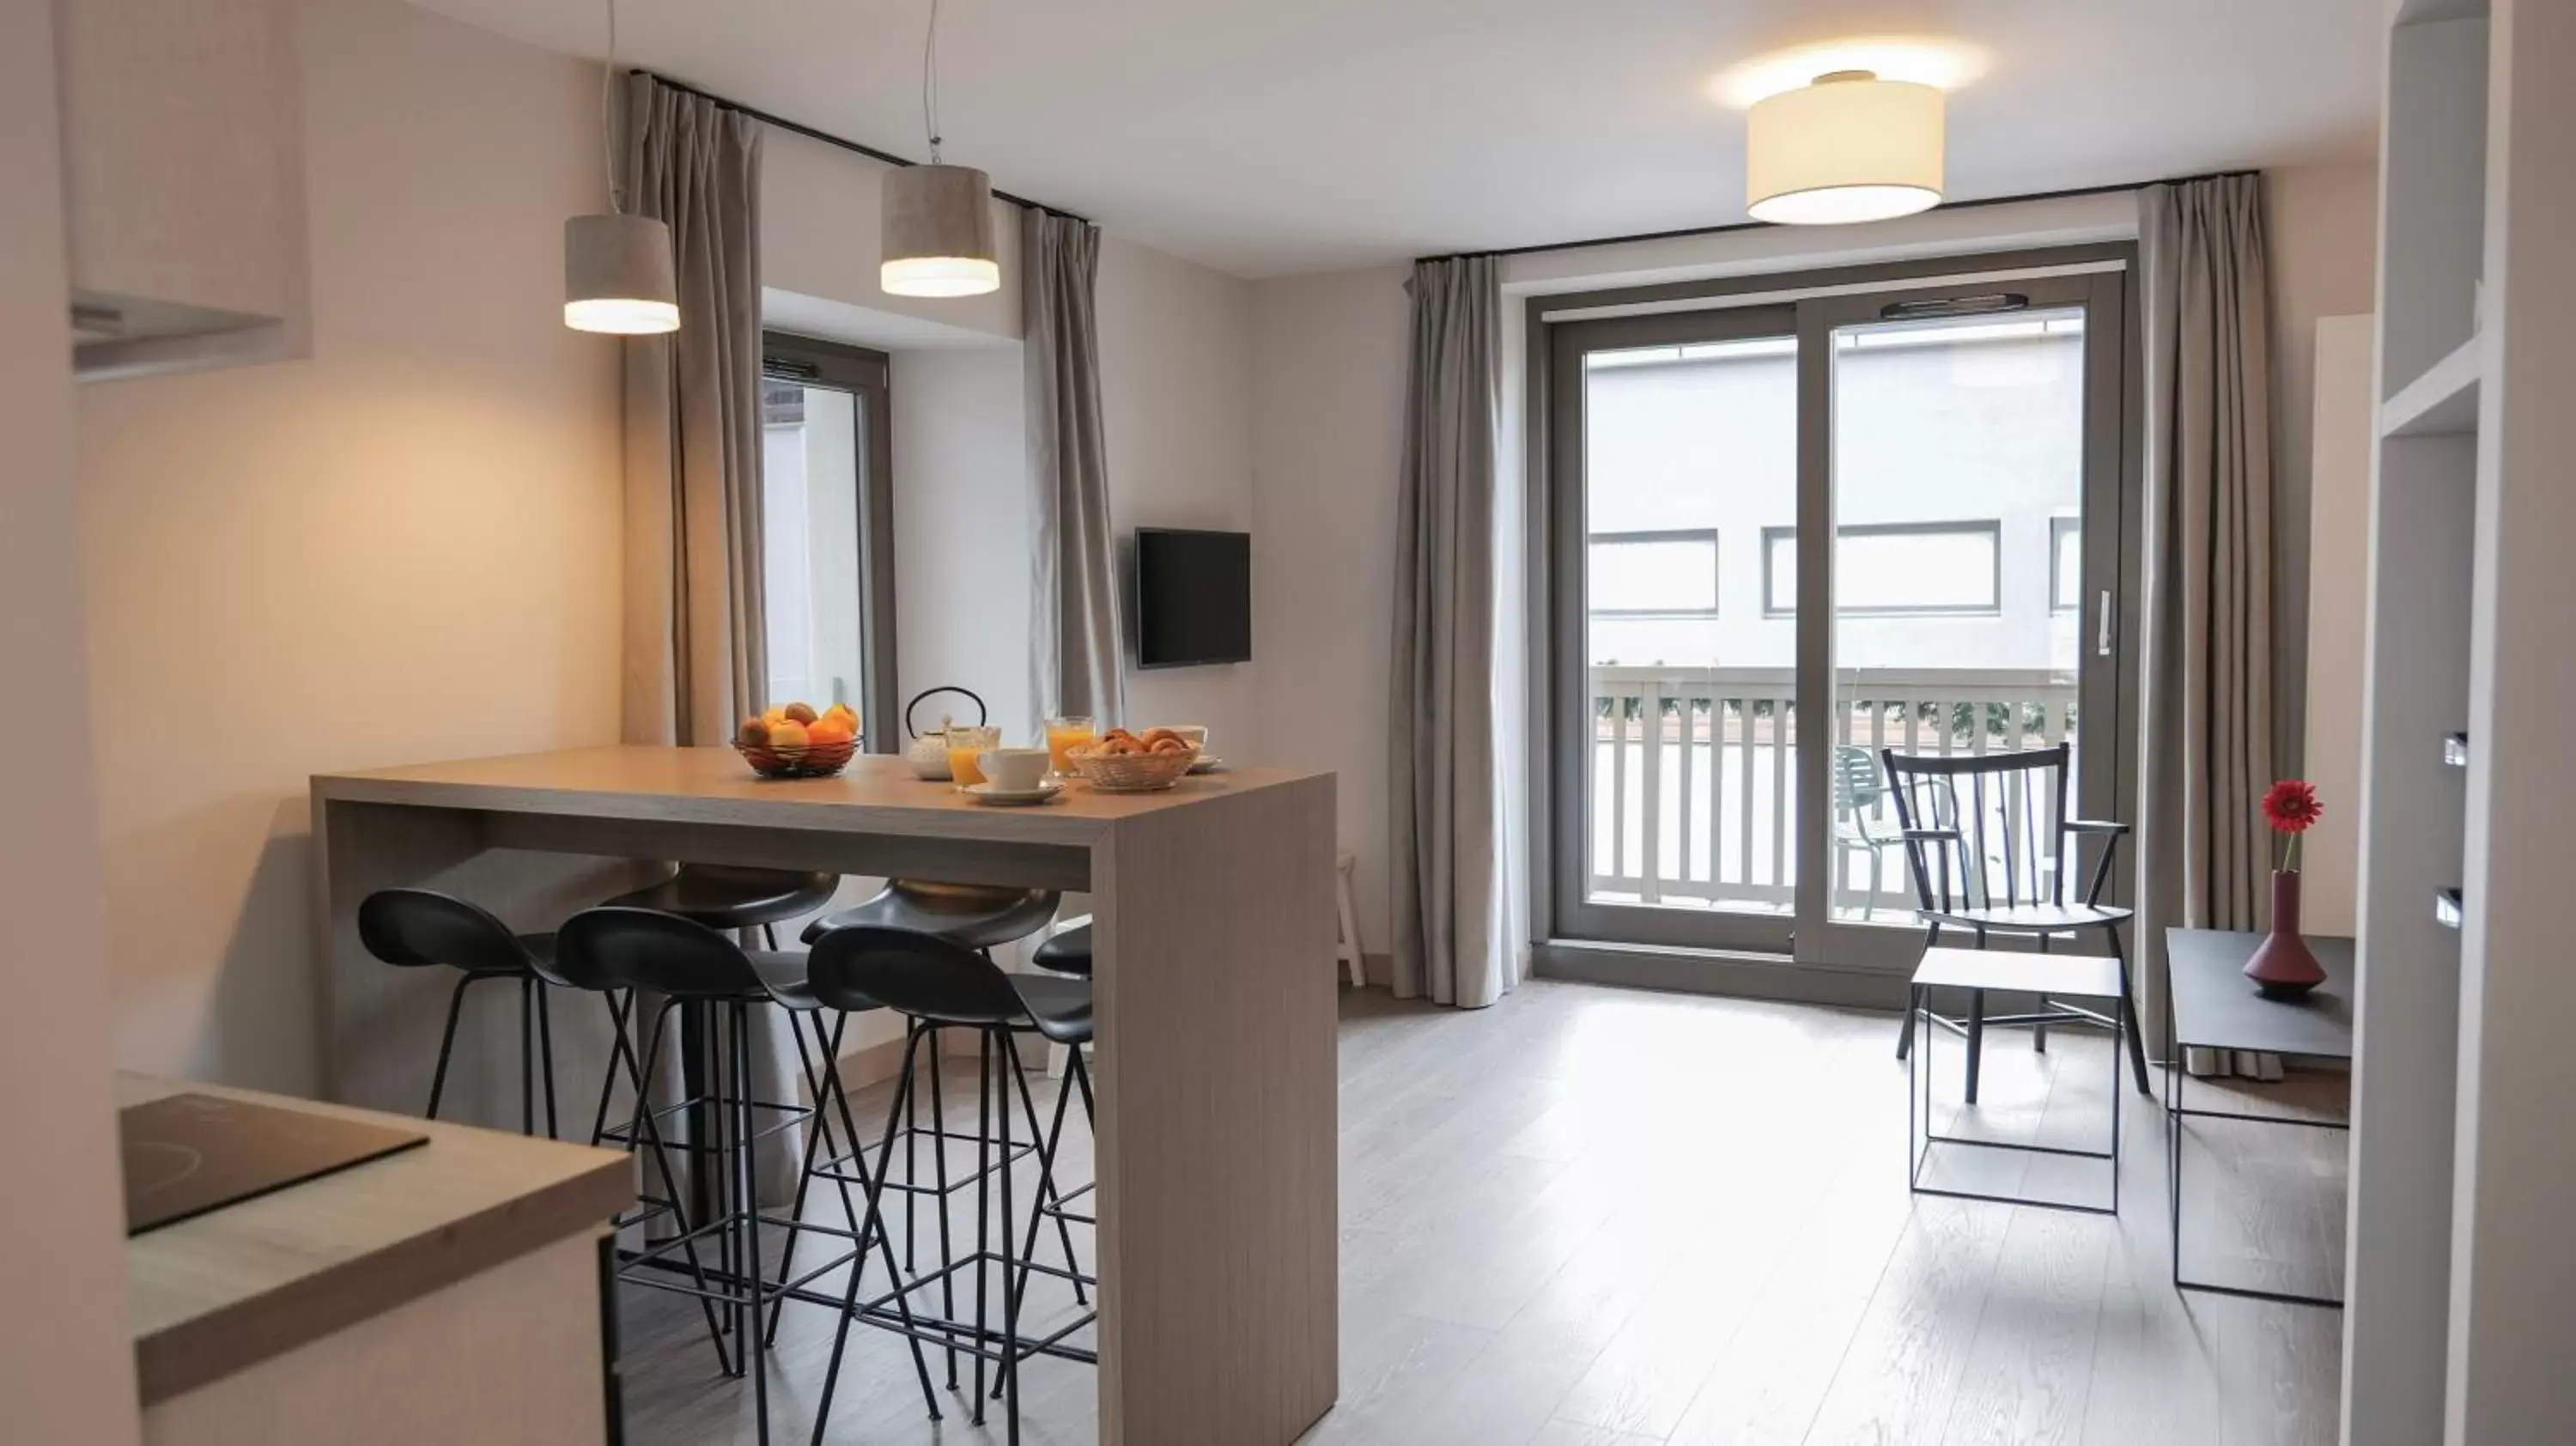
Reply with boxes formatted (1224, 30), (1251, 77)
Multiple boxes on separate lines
(2163, 927), (2354, 1309)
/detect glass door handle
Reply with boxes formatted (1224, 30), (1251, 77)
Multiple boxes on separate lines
(2096, 590), (2115, 657)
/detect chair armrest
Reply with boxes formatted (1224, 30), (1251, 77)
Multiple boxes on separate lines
(1899, 828), (1960, 844)
(2061, 819), (2128, 905)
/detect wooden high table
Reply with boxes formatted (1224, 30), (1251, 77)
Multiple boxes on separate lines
(311, 746), (1340, 1446)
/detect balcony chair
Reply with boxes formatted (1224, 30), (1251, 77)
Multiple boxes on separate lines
(1831, 744), (1908, 920)
(1882, 742), (2150, 1100)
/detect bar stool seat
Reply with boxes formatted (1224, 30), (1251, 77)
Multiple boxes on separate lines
(1010, 974), (1092, 1043)
(803, 878), (1060, 950)
(608, 865), (840, 933)
(744, 951), (832, 1012)
(357, 887), (563, 1134)
(1030, 923), (1091, 977)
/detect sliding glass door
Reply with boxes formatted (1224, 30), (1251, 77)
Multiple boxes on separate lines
(1548, 258), (2134, 971)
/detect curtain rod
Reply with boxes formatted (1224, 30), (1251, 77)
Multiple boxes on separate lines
(1415, 168), (2258, 265)
(635, 70), (1092, 225)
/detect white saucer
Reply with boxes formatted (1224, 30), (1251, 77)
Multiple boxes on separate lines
(960, 780), (1064, 806)
(1188, 756), (1230, 775)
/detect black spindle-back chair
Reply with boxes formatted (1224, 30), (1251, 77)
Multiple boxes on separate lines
(1881, 744), (2149, 1098)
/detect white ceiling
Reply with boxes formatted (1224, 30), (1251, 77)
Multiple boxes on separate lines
(406, 0), (2382, 279)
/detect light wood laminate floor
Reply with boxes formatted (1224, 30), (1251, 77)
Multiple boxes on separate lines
(618, 979), (2347, 1445)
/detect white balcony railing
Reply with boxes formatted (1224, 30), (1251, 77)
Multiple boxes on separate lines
(1589, 665), (2080, 913)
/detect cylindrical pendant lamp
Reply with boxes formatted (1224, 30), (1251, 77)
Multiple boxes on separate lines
(882, 162), (1000, 297)
(1747, 70), (1945, 225)
(564, 212), (680, 333)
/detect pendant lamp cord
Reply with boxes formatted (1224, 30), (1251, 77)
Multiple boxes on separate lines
(922, 0), (944, 164)
(601, 0), (623, 212)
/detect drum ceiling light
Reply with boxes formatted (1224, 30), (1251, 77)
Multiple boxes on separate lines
(1746, 69), (1946, 226)
(883, 0), (999, 298)
(563, 0), (679, 333)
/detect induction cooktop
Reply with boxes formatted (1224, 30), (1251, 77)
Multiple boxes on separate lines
(120, 1092), (428, 1236)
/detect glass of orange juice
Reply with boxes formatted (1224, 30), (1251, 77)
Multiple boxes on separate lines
(945, 725), (1000, 787)
(1044, 714), (1097, 775)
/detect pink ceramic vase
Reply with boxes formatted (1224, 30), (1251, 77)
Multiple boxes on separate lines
(2244, 869), (2326, 999)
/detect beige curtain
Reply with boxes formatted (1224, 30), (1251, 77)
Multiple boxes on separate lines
(612, 76), (801, 1200)
(619, 74), (768, 745)
(1389, 255), (1516, 1008)
(2136, 174), (2276, 1052)
(1024, 210), (1125, 730)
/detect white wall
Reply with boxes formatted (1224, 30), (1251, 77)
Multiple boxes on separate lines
(2266, 161), (2383, 776)
(2300, 314), (2375, 936)
(1, 2), (143, 1438)
(1097, 236), (1261, 750)
(891, 347), (1034, 737)
(76, 0), (624, 1094)
(1249, 265), (1412, 952)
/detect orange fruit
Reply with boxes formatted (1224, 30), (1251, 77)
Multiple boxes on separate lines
(807, 717), (854, 749)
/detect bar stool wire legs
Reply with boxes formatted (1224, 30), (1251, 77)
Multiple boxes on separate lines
(804, 925), (1098, 1446)
(558, 907), (939, 1444)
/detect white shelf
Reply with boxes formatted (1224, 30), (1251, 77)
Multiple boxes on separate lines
(2382, 333), (2482, 437)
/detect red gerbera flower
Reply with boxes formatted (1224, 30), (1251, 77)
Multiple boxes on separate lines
(2261, 779), (2322, 872)
(2262, 780), (2323, 834)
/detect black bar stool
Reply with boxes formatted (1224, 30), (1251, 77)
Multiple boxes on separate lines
(802, 926), (1096, 1446)
(1023, 922), (1097, 1244)
(356, 887), (563, 1136)
(604, 866), (841, 1251)
(556, 906), (939, 1446)
(805, 881), (1075, 1293)
(1030, 920), (1091, 976)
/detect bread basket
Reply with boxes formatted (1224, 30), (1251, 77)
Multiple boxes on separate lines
(1064, 742), (1200, 793)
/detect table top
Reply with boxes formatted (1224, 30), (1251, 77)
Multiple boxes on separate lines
(122, 1073), (629, 1405)
(2166, 927), (2355, 1059)
(314, 746), (1327, 847)
(1913, 945), (2124, 1001)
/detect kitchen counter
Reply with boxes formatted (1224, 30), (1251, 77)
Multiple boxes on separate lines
(124, 1073), (629, 1442)
(310, 745), (1341, 1446)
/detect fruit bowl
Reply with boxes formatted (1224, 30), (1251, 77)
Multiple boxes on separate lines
(734, 702), (861, 779)
(732, 737), (856, 780)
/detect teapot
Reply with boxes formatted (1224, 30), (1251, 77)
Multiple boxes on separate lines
(902, 686), (988, 781)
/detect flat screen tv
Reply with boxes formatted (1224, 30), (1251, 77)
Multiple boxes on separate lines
(1134, 528), (1251, 668)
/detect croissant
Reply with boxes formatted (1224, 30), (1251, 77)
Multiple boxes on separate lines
(1149, 736), (1190, 755)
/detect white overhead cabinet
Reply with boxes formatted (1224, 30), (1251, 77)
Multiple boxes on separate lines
(58, 0), (308, 380)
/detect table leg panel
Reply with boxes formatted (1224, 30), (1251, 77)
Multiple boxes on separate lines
(1089, 775), (1340, 1446)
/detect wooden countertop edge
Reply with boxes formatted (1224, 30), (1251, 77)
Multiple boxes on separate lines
(308, 771), (1148, 852)
(133, 1151), (632, 1407)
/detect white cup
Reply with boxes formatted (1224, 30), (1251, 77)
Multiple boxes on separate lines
(977, 747), (1053, 792)
(1168, 724), (1210, 750)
